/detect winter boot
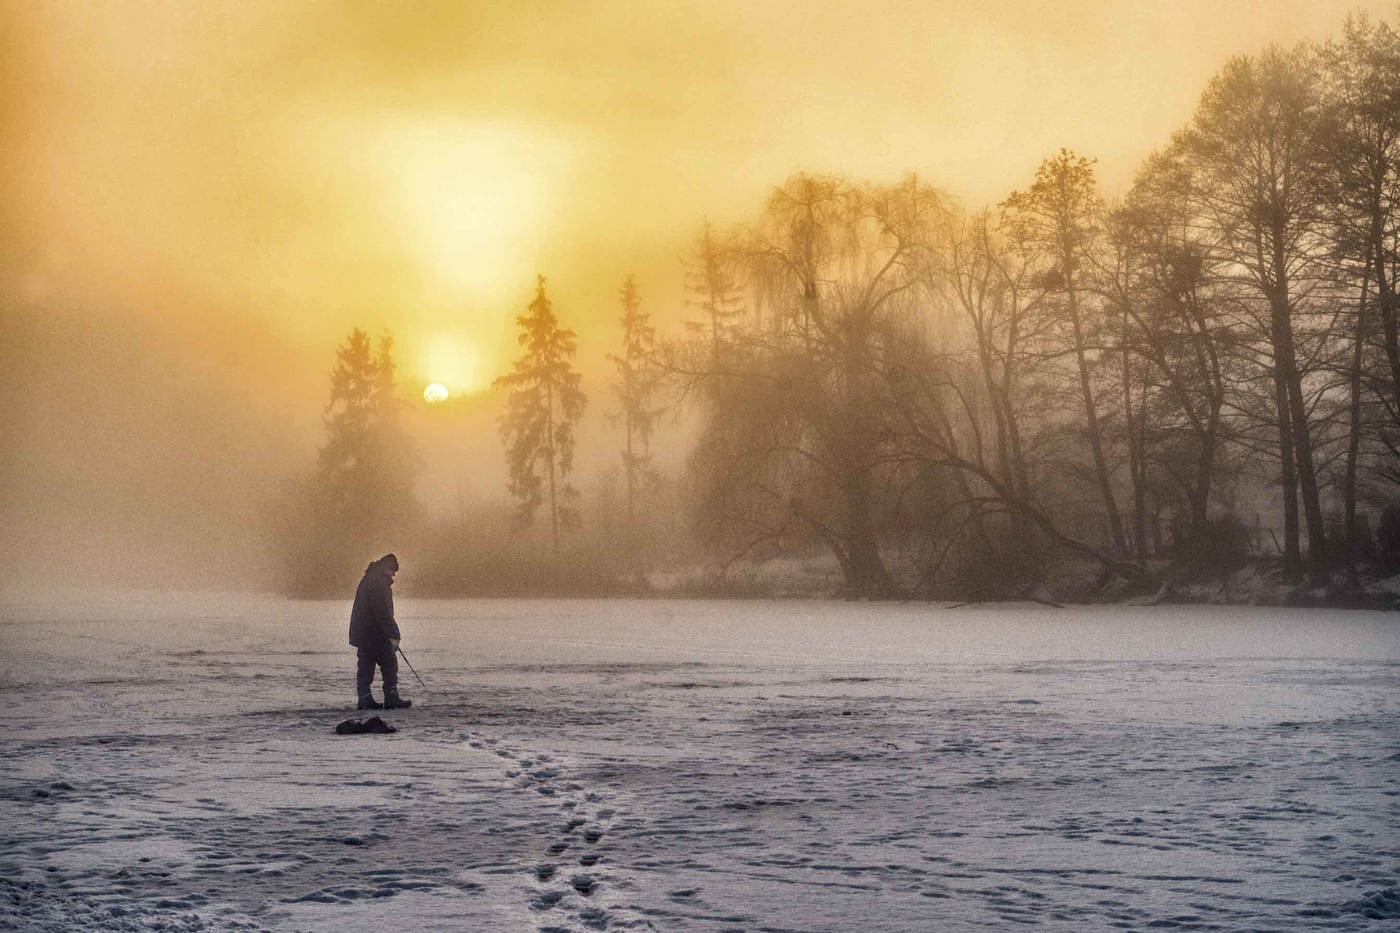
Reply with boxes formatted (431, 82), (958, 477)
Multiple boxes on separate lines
(383, 688), (413, 710)
(358, 692), (383, 710)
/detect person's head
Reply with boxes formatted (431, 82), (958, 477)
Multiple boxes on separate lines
(378, 553), (399, 582)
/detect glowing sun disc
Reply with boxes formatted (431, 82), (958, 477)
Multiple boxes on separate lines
(423, 383), (449, 404)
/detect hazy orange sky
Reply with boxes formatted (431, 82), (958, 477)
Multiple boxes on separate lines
(8, 1), (1389, 382)
(1, 0), (1390, 585)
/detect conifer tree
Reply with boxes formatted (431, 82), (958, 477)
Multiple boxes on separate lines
(684, 219), (745, 369)
(284, 327), (419, 593)
(494, 275), (588, 554)
(318, 329), (415, 521)
(606, 274), (663, 532)
(318, 328), (378, 511)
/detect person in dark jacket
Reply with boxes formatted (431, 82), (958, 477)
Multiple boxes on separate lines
(348, 553), (412, 710)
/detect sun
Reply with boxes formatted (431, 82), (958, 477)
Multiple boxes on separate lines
(423, 383), (449, 405)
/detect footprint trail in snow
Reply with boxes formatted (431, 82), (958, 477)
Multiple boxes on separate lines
(467, 733), (654, 932)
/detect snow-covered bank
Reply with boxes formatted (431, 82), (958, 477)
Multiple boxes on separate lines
(642, 554), (1400, 610)
(1, 595), (1397, 931)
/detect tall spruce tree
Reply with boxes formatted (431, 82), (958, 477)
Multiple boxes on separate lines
(684, 219), (745, 370)
(494, 275), (588, 554)
(285, 327), (419, 593)
(319, 329), (417, 523)
(606, 274), (663, 534)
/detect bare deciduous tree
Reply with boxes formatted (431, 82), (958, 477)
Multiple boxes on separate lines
(1002, 150), (1129, 555)
(1177, 47), (1334, 583)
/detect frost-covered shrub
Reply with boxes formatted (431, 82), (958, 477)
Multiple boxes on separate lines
(1169, 513), (1252, 577)
(924, 517), (1045, 600)
(1377, 505), (1400, 567)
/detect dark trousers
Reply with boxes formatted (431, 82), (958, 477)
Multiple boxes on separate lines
(356, 645), (398, 695)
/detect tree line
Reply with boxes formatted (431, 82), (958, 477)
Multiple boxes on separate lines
(680, 20), (1400, 596)
(277, 15), (1400, 598)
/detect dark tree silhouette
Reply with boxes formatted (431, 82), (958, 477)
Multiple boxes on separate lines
(1108, 154), (1233, 544)
(274, 328), (419, 594)
(1177, 46), (1333, 583)
(494, 275), (587, 554)
(687, 174), (950, 597)
(318, 329), (418, 532)
(1002, 150), (1128, 556)
(684, 219), (746, 371)
(605, 274), (663, 537)
(1321, 15), (1400, 549)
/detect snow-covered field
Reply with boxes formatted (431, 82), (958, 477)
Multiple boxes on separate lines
(1, 594), (1397, 932)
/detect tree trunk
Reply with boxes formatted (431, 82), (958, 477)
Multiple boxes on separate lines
(1192, 427), (1216, 532)
(1274, 365), (1301, 582)
(842, 472), (895, 598)
(999, 303), (1032, 500)
(977, 330), (1015, 493)
(1066, 281), (1126, 553)
(1286, 367), (1327, 584)
(546, 383), (559, 557)
(1122, 310), (1147, 558)
(625, 414), (636, 532)
(1374, 239), (1400, 416)
(1271, 290), (1327, 583)
(949, 461), (998, 596)
(1345, 260), (1371, 557)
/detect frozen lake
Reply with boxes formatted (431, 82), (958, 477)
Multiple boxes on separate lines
(1, 594), (1397, 931)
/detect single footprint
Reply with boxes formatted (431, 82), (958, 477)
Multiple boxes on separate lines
(570, 873), (598, 896)
(548, 842), (571, 855)
(530, 889), (565, 911)
(578, 905), (609, 930)
(579, 853), (600, 867)
(583, 827), (604, 844)
(535, 863), (557, 882)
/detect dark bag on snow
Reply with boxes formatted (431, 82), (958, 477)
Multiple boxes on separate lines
(334, 716), (397, 735)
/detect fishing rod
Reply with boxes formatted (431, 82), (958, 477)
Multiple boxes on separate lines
(397, 646), (427, 688)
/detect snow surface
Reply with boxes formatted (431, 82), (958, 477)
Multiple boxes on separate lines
(1, 593), (1397, 932)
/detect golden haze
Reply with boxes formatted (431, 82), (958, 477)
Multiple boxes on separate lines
(0, 0), (1383, 585)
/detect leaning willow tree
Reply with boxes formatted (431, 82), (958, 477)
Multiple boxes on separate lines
(685, 173), (953, 597)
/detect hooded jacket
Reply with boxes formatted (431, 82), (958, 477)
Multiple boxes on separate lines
(348, 559), (401, 650)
